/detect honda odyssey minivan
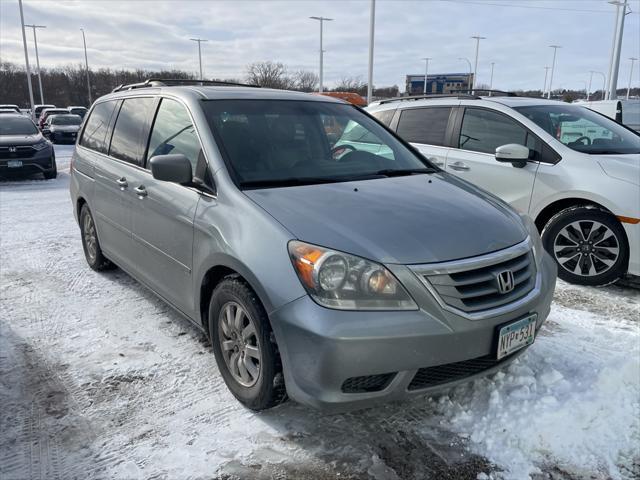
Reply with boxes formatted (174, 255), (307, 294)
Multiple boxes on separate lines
(70, 80), (556, 411)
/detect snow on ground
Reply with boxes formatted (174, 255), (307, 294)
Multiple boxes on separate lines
(0, 144), (638, 480)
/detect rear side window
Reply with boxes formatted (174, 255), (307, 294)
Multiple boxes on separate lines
(147, 98), (202, 173)
(396, 107), (452, 146)
(370, 109), (396, 126)
(459, 108), (527, 154)
(79, 101), (118, 154)
(109, 97), (157, 166)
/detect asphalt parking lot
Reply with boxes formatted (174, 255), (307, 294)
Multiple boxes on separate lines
(0, 145), (638, 480)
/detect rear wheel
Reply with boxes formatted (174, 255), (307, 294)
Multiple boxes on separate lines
(541, 206), (628, 286)
(209, 277), (287, 410)
(79, 205), (114, 271)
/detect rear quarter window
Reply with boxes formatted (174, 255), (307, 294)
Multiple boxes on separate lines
(79, 101), (118, 154)
(396, 107), (452, 146)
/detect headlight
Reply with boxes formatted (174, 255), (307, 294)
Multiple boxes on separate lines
(521, 214), (543, 265)
(32, 141), (49, 151)
(288, 240), (417, 311)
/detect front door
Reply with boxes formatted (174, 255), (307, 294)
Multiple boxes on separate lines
(446, 107), (539, 214)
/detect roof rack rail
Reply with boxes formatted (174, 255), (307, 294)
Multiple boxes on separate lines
(456, 89), (518, 97)
(112, 78), (260, 93)
(376, 93), (480, 105)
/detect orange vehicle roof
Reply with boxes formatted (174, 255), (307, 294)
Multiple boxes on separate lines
(313, 91), (367, 106)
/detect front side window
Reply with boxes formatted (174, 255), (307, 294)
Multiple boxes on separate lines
(516, 104), (640, 155)
(203, 100), (432, 188)
(0, 116), (38, 135)
(147, 98), (202, 173)
(79, 101), (118, 153)
(459, 108), (527, 154)
(109, 97), (157, 165)
(396, 107), (452, 146)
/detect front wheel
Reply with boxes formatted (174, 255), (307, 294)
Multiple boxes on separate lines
(541, 206), (628, 286)
(209, 277), (287, 410)
(43, 153), (56, 180)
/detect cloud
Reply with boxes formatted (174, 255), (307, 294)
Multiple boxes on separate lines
(1, 0), (638, 91)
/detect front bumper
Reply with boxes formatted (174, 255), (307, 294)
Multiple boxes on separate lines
(0, 146), (55, 176)
(270, 252), (556, 411)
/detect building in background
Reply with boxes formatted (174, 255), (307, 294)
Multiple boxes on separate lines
(405, 73), (474, 95)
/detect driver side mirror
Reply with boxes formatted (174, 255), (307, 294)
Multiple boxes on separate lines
(149, 154), (192, 184)
(495, 143), (530, 168)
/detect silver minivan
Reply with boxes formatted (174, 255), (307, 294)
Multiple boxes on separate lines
(70, 80), (556, 411)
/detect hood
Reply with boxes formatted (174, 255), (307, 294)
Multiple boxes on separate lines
(244, 173), (527, 265)
(597, 155), (640, 186)
(0, 133), (44, 146)
(50, 125), (80, 133)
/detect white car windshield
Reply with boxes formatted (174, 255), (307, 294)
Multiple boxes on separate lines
(515, 104), (640, 155)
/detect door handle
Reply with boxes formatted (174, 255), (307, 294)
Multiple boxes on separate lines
(134, 185), (147, 198)
(116, 177), (128, 189)
(449, 161), (470, 171)
(426, 156), (445, 167)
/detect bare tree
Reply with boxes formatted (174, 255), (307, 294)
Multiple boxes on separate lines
(245, 61), (294, 89)
(293, 69), (318, 92)
(333, 75), (367, 95)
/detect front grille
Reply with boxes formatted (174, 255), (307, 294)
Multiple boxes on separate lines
(408, 354), (511, 391)
(420, 249), (536, 314)
(0, 145), (37, 159)
(342, 373), (395, 393)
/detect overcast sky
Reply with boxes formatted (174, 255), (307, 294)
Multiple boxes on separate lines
(1, 0), (639, 92)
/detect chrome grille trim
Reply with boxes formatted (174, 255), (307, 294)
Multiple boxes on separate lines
(409, 238), (540, 320)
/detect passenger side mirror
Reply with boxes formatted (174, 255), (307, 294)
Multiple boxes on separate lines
(149, 154), (192, 184)
(495, 144), (530, 168)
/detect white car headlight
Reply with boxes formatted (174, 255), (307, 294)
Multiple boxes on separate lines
(32, 140), (49, 151)
(288, 240), (418, 311)
(521, 214), (544, 265)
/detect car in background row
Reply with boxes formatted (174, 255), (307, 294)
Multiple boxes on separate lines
(67, 106), (88, 118)
(33, 104), (55, 120)
(38, 108), (70, 130)
(0, 113), (56, 179)
(42, 114), (83, 144)
(367, 95), (640, 286)
(575, 99), (640, 133)
(0, 109), (19, 115)
(0, 104), (21, 113)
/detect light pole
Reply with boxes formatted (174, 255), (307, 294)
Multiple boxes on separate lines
(489, 62), (495, 94)
(190, 38), (208, 81)
(587, 71), (593, 101)
(470, 35), (486, 93)
(607, 0), (629, 100)
(627, 57), (637, 99)
(458, 57), (472, 92)
(367, 0), (375, 104)
(590, 71), (606, 100)
(80, 28), (92, 105)
(547, 45), (561, 99)
(543, 66), (550, 97)
(310, 16), (333, 93)
(24, 24), (46, 105)
(421, 57), (431, 94)
(18, 0), (35, 118)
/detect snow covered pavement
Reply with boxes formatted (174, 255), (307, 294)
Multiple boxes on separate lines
(1, 145), (638, 480)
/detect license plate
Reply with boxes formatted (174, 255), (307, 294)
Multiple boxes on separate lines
(7, 160), (22, 168)
(496, 314), (537, 359)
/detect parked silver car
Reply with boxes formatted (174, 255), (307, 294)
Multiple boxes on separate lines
(70, 80), (556, 411)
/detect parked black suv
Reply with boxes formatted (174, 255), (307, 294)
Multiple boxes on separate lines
(0, 114), (56, 179)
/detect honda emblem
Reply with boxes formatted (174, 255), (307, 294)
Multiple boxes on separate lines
(8, 147), (16, 153)
(496, 270), (515, 294)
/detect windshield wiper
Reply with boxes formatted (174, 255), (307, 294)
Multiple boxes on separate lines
(239, 177), (344, 188)
(372, 168), (435, 177)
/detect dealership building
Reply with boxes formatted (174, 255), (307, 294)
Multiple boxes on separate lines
(405, 73), (474, 95)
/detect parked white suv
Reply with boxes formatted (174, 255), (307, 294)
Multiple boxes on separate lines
(367, 95), (640, 286)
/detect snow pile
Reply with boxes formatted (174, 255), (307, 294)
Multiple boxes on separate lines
(433, 304), (640, 479)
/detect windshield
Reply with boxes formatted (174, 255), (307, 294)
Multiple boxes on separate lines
(515, 104), (640, 155)
(51, 115), (82, 126)
(0, 116), (38, 135)
(203, 100), (432, 187)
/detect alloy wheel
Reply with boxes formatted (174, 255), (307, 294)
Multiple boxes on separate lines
(218, 301), (261, 387)
(553, 220), (620, 277)
(83, 213), (97, 263)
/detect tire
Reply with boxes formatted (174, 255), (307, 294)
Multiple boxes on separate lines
(43, 153), (56, 180)
(209, 277), (287, 410)
(79, 205), (115, 271)
(541, 206), (628, 286)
